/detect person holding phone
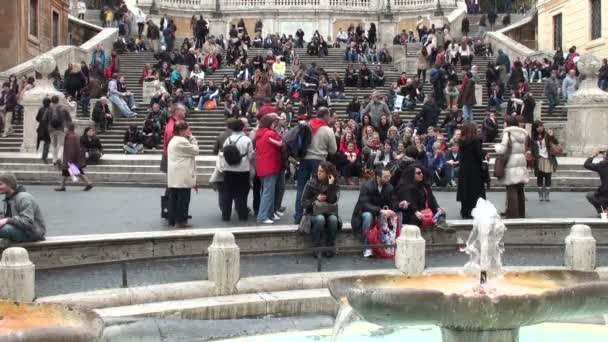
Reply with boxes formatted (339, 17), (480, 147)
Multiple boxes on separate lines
(584, 147), (608, 217)
(301, 162), (341, 258)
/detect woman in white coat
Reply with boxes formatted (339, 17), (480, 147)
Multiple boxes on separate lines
(495, 116), (529, 218)
(167, 121), (199, 228)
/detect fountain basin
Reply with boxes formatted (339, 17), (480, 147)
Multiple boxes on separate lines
(0, 301), (104, 341)
(328, 270), (608, 331)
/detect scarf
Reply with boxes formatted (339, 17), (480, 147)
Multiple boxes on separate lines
(309, 118), (328, 134)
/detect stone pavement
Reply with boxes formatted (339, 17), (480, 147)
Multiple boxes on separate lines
(25, 185), (599, 236)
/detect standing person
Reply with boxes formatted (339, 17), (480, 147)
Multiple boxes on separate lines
(461, 16), (470, 36)
(584, 148), (608, 216)
(220, 119), (254, 221)
(55, 123), (93, 192)
(531, 121), (559, 202)
(461, 73), (476, 122)
(48, 96), (72, 167)
(256, 114), (283, 224)
(36, 97), (51, 164)
(562, 69), (577, 102)
(351, 166), (397, 257)
(0, 172), (46, 242)
(495, 116), (529, 218)
(544, 70), (560, 115)
(368, 23), (377, 48)
(294, 108), (338, 224)
(361, 91), (391, 129)
(416, 47), (429, 84)
(301, 161), (341, 258)
(135, 8), (147, 37)
(457, 123), (487, 218)
(167, 121), (198, 228)
(77, 1), (87, 20)
(162, 104), (187, 172)
(0, 82), (17, 138)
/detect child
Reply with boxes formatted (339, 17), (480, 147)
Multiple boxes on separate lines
(342, 142), (360, 185)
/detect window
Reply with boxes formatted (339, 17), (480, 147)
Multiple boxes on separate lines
(29, 0), (38, 37)
(553, 14), (562, 50)
(591, 0), (602, 40)
(52, 11), (59, 47)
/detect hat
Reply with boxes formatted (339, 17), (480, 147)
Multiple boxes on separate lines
(0, 172), (18, 191)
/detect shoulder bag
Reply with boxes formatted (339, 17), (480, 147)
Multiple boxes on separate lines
(419, 187), (435, 229)
(493, 132), (511, 179)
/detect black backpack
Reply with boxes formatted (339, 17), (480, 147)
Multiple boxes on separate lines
(223, 136), (247, 166)
(49, 107), (63, 130)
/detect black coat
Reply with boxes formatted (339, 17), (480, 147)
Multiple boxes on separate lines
(301, 178), (340, 214)
(398, 166), (440, 225)
(585, 157), (608, 201)
(461, 17), (470, 34)
(457, 139), (486, 209)
(351, 179), (396, 235)
(36, 106), (50, 142)
(412, 102), (439, 132)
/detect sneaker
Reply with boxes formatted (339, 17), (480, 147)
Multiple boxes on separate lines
(259, 219), (274, 224)
(83, 184), (94, 191)
(274, 211), (284, 217)
(273, 214), (281, 221)
(54, 187), (66, 192)
(363, 249), (373, 258)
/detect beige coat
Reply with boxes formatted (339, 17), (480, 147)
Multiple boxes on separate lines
(495, 126), (530, 186)
(167, 135), (199, 188)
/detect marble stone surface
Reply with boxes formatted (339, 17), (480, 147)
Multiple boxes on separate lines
(208, 232), (240, 295)
(0, 247), (35, 302)
(565, 224), (596, 271)
(395, 225), (425, 275)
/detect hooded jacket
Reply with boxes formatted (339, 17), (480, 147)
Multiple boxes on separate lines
(3, 186), (46, 241)
(495, 126), (530, 186)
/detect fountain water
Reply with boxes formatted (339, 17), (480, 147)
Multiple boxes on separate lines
(328, 199), (608, 342)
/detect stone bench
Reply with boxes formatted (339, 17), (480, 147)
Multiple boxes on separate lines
(2, 218), (608, 269)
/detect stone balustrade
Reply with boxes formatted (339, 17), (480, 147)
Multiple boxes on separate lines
(157, 0), (215, 10)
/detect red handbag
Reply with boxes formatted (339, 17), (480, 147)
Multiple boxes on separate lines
(420, 188), (435, 229)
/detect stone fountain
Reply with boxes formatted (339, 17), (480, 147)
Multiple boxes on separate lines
(328, 199), (608, 342)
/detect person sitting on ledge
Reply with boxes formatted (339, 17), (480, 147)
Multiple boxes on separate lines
(584, 148), (608, 217)
(0, 172), (46, 243)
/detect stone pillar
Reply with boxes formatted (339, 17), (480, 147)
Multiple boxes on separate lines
(395, 225), (425, 275)
(142, 81), (156, 105)
(565, 55), (608, 157)
(564, 224), (596, 271)
(0, 247), (35, 302)
(208, 232), (240, 296)
(21, 55), (64, 152)
(533, 100), (542, 121)
(475, 84), (483, 106)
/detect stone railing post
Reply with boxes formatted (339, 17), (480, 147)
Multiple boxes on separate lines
(0, 247), (35, 302)
(208, 232), (240, 295)
(564, 224), (596, 271)
(395, 225), (425, 275)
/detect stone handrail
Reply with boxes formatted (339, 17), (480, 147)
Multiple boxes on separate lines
(0, 17), (118, 81)
(157, 0), (215, 10)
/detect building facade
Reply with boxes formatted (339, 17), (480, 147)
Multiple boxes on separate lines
(0, 0), (71, 72)
(537, 0), (607, 57)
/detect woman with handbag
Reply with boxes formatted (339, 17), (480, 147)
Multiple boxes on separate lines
(401, 164), (451, 232)
(495, 115), (529, 218)
(457, 122), (487, 219)
(301, 162), (341, 258)
(531, 120), (560, 202)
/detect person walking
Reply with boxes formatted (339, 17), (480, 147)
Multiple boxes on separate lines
(55, 123), (93, 192)
(584, 148), (608, 216)
(461, 73), (476, 122)
(562, 69), (577, 102)
(0, 172), (46, 242)
(495, 116), (529, 218)
(167, 121), (199, 228)
(36, 97), (51, 164)
(531, 121), (559, 202)
(77, 0), (87, 20)
(457, 122), (487, 218)
(220, 119), (254, 222)
(47, 96), (72, 167)
(255, 114), (283, 224)
(544, 70), (560, 115)
(294, 108), (337, 224)
(301, 161), (341, 258)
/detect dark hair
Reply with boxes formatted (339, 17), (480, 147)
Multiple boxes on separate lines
(505, 115), (519, 127)
(318, 161), (338, 179)
(173, 121), (189, 135)
(316, 107), (330, 119)
(259, 113), (278, 128)
(84, 127), (94, 135)
(51, 95), (60, 104)
(531, 120), (545, 141)
(67, 123), (76, 132)
(226, 118), (245, 132)
(460, 122), (479, 144)
(1, 82), (8, 88)
(27, 77), (35, 84)
(42, 97), (51, 107)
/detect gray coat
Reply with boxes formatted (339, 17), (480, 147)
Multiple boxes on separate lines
(4, 186), (46, 241)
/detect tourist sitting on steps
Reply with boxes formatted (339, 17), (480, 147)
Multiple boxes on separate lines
(81, 127), (104, 163)
(584, 148), (608, 217)
(301, 161), (341, 259)
(123, 125), (144, 154)
(0, 172), (46, 243)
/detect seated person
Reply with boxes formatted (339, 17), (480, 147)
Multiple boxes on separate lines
(272, 56), (286, 81)
(195, 81), (220, 111)
(358, 63), (372, 88)
(444, 82), (460, 110)
(91, 97), (114, 132)
(80, 127), (104, 163)
(372, 65), (385, 87)
(301, 162), (341, 258)
(351, 166), (397, 258)
(378, 44), (393, 63)
(341, 141), (360, 185)
(584, 148), (608, 216)
(123, 125), (144, 154)
(190, 64), (205, 81)
(344, 64), (358, 87)
(445, 142), (461, 187)
(142, 119), (161, 149)
(0, 172), (46, 243)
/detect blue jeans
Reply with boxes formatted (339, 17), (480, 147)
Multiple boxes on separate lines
(547, 93), (559, 113)
(311, 214), (338, 246)
(294, 159), (321, 223)
(361, 212), (374, 245)
(600, 80), (608, 91)
(81, 96), (90, 117)
(0, 224), (33, 242)
(109, 94), (135, 117)
(349, 111), (361, 122)
(274, 171), (285, 213)
(258, 174), (278, 222)
(463, 105), (473, 122)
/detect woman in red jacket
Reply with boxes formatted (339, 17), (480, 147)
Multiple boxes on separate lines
(255, 114), (283, 224)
